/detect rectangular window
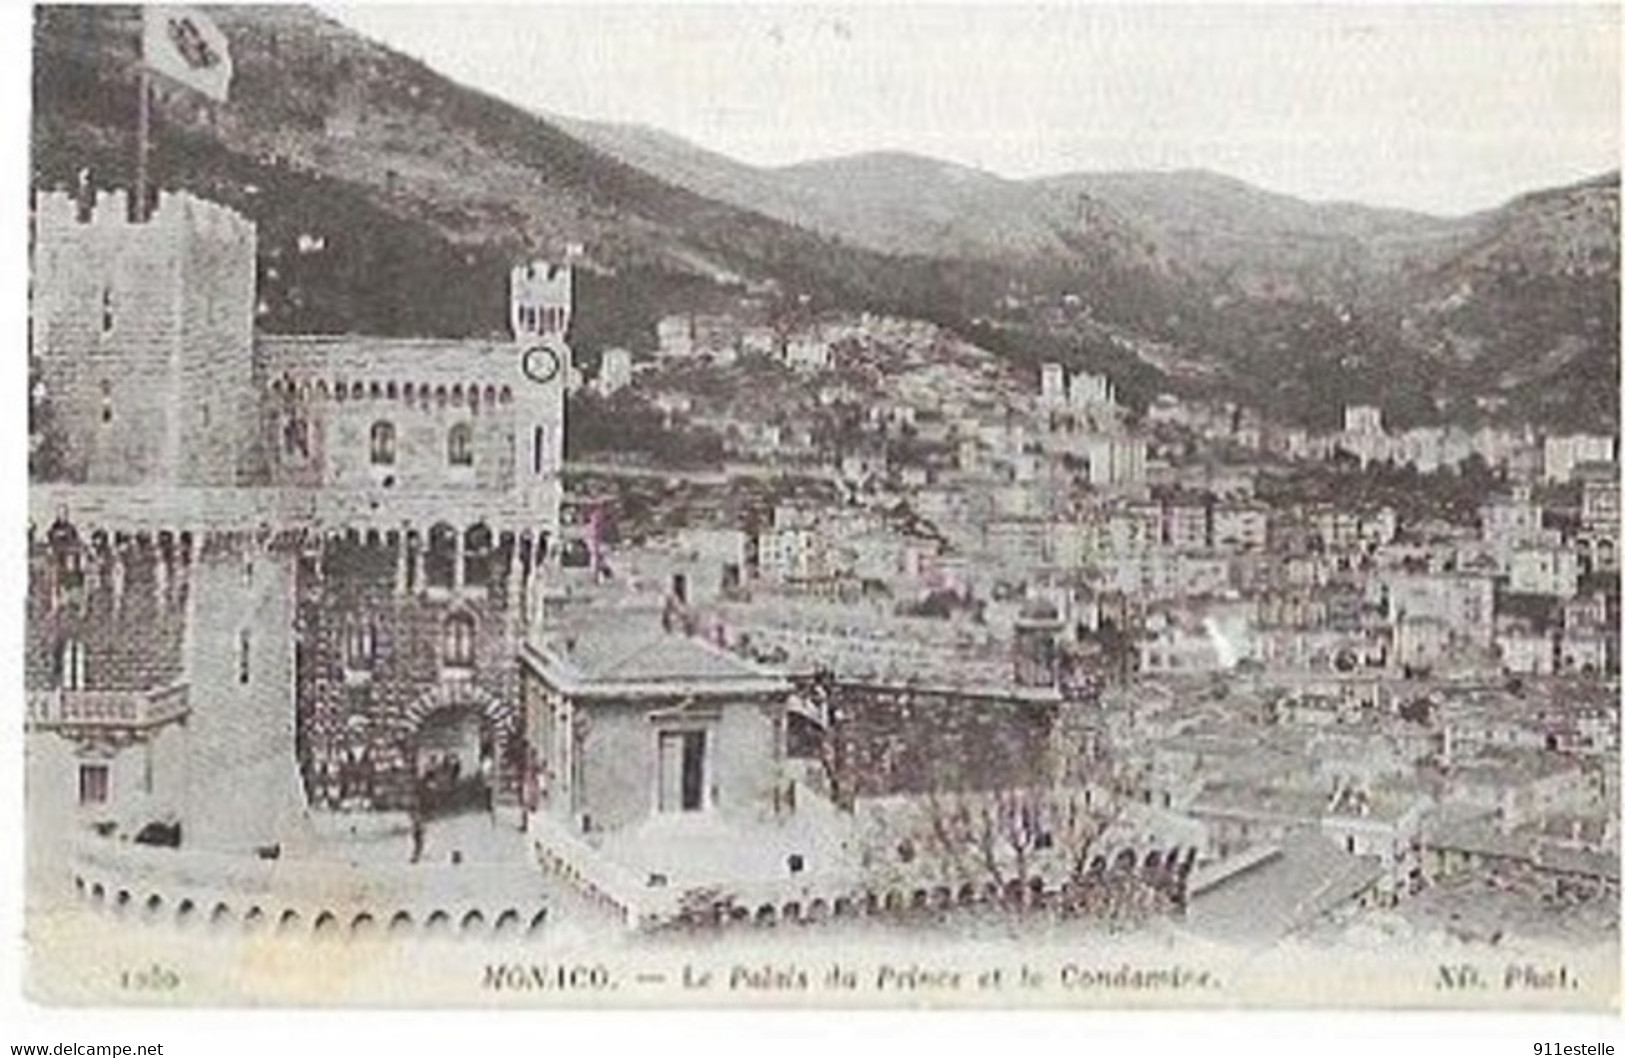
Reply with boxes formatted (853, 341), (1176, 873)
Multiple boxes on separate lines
(345, 619), (376, 670)
(442, 614), (476, 671)
(533, 426), (547, 475)
(680, 732), (705, 810)
(59, 639), (86, 690)
(448, 423), (474, 467)
(657, 730), (706, 813)
(284, 416), (310, 457)
(370, 421), (396, 466)
(78, 763), (109, 806)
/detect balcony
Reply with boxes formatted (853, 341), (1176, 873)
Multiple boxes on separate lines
(26, 683), (189, 733)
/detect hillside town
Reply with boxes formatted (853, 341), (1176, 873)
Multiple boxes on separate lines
(542, 301), (1621, 944)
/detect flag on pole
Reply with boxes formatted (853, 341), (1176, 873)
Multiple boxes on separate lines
(142, 6), (232, 102)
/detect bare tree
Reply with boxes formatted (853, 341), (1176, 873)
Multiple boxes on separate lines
(853, 703), (1190, 924)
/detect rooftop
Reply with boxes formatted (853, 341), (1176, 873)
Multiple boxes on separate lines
(524, 606), (790, 699)
(1187, 781), (1329, 824)
(1447, 745), (1586, 787)
(1185, 831), (1385, 945)
(711, 598), (1048, 694)
(1426, 815), (1620, 882)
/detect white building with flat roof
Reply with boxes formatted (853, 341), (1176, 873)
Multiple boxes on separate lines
(597, 346), (633, 395)
(1069, 370), (1116, 409)
(1508, 546), (1581, 599)
(1040, 362), (1067, 407)
(1343, 405), (1383, 435)
(1543, 434), (1617, 484)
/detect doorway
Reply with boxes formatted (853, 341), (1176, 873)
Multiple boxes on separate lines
(657, 730), (707, 813)
(416, 706), (490, 816)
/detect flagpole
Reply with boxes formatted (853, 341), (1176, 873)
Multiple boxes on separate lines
(135, 65), (151, 222)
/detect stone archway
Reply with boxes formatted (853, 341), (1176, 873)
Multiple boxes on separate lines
(400, 680), (519, 740)
(402, 683), (521, 816)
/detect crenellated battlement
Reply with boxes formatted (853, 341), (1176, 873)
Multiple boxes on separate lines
(511, 260), (572, 301)
(509, 260), (572, 340)
(28, 517), (294, 603)
(30, 484), (560, 541)
(34, 188), (256, 249)
(268, 375), (516, 412)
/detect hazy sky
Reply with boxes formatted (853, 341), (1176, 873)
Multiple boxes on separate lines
(329, 4), (1619, 216)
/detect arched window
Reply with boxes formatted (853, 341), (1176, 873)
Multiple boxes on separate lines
(369, 421), (396, 466)
(463, 524), (493, 587)
(425, 523), (457, 589)
(442, 612), (476, 672)
(447, 422), (473, 467)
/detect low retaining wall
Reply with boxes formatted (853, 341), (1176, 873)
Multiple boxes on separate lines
(664, 866), (1193, 931)
(527, 813), (654, 927)
(526, 812), (1199, 932)
(67, 837), (550, 940)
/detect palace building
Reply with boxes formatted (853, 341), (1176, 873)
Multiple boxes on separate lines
(26, 186), (571, 852)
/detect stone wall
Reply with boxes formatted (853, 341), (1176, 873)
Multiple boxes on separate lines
(823, 681), (1060, 803)
(257, 336), (526, 492)
(182, 537), (304, 853)
(24, 722), (189, 837)
(296, 536), (527, 812)
(255, 332), (567, 509)
(26, 532), (189, 693)
(174, 193), (259, 486)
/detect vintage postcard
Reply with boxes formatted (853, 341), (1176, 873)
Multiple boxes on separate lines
(21, 3), (1621, 1011)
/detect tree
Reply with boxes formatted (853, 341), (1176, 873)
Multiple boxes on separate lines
(849, 700), (1192, 924)
(564, 389), (725, 469)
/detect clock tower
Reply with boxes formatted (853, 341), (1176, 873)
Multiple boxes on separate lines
(509, 260), (571, 550)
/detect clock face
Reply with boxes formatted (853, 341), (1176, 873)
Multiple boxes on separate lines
(521, 344), (561, 384)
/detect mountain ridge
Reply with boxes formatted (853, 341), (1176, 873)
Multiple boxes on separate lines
(560, 114), (1618, 301)
(561, 113), (1606, 223)
(30, 5), (1620, 433)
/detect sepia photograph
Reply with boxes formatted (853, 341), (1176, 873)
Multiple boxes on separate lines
(12, 0), (1621, 1027)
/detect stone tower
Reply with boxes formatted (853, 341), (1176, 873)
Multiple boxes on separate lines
(181, 533), (304, 852)
(31, 189), (259, 486)
(508, 260), (571, 544)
